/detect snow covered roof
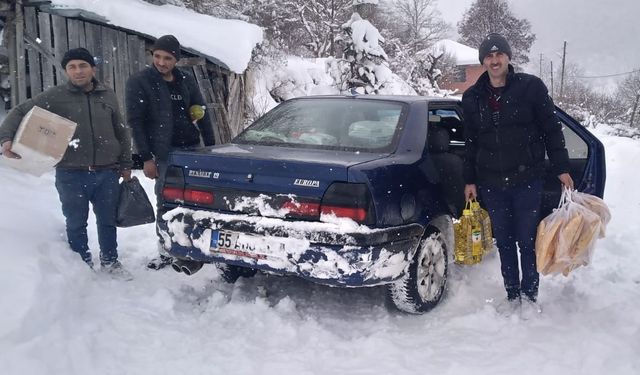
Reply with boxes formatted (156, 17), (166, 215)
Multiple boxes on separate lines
(46, 0), (263, 74)
(431, 39), (479, 66)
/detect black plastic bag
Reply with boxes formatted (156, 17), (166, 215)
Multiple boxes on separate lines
(116, 176), (155, 227)
(131, 153), (145, 170)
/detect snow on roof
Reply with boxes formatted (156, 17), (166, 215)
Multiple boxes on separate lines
(48, 0), (263, 74)
(352, 0), (380, 4)
(431, 39), (479, 66)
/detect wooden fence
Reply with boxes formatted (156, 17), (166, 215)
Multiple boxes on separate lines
(9, 4), (247, 143)
(16, 7), (148, 112)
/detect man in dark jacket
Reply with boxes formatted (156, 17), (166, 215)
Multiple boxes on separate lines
(462, 34), (574, 313)
(125, 35), (215, 270)
(0, 48), (132, 274)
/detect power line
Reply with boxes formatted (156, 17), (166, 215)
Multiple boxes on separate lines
(574, 69), (640, 79)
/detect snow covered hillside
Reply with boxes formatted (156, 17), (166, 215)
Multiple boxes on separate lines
(0, 125), (638, 375)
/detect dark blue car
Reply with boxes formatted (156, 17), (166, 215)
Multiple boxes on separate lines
(157, 95), (606, 314)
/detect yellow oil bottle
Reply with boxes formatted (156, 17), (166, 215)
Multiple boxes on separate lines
(471, 200), (493, 255)
(454, 207), (483, 265)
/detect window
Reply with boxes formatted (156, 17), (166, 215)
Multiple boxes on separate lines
(428, 108), (465, 144)
(234, 98), (407, 152)
(561, 122), (589, 159)
(453, 66), (467, 82)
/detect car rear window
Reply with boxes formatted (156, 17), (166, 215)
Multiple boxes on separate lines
(234, 98), (406, 152)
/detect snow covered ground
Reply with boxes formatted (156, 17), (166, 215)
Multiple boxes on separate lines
(0, 115), (638, 374)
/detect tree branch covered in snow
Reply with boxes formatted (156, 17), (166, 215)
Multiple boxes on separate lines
(337, 12), (389, 94)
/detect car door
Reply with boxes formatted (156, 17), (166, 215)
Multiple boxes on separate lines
(541, 107), (606, 216)
(426, 101), (606, 217)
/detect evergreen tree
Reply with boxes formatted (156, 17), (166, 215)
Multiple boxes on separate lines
(457, 0), (535, 66)
(335, 12), (389, 94)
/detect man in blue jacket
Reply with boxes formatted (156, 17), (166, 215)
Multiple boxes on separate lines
(126, 35), (215, 269)
(462, 34), (573, 313)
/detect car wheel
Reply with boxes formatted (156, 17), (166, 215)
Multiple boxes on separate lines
(388, 226), (448, 314)
(215, 263), (258, 283)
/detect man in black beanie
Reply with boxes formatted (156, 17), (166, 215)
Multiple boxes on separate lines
(477, 33), (512, 64)
(0, 47), (132, 276)
(60, 47), (97, 70)
(125, 35), (215, 270)
(462, 33), (574, 316)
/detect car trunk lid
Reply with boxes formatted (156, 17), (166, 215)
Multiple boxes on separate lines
(163, 143), (388, 222)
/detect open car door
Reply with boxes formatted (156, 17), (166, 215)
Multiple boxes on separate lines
(426, 101), (606, 217)
(541, 107), (606, 216)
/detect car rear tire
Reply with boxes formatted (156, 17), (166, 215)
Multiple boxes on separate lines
(388, 226), (448, 314)
(215, 263), (258, 283)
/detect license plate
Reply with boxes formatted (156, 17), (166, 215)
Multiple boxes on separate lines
(211, 230), (239, 250)
(210, 230), (285, 260)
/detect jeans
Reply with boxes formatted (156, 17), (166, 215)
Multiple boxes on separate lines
(55, 168), (120, 265)
(480, 180), (543, 300)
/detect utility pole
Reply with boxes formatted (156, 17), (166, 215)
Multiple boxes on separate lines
(631, 93), (640, 128)
(550, 61), (554, 99)
(539, 53), (543, 78)
(559, 41), (567, 99)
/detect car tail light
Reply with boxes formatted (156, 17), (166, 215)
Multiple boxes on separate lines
(161, 166), (214, 205)
(162, 187), (184, 202)
(320, 205), (367, 222)
(320, 182), (374, 224)
(282, 201), (320, 217)
(163, 187), (214, 205)
(184, 189), (214, 204)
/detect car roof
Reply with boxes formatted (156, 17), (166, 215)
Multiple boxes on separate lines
(287, 95), (460, 104)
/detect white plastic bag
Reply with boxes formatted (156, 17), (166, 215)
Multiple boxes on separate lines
(571, 190), (611, 238)
(536, 188), (602, 276)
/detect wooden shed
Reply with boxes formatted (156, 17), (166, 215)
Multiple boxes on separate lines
(0, 0), (261, 143)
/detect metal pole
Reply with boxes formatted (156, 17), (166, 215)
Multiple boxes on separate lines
(550, 61), (554, 99)
(539, 53), (543, 78)
(559, 41), (567, 99)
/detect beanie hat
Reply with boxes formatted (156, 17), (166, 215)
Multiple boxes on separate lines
(478, 33), (512, 63)
(61, 48), (96, 69)
(152, 35), (181, 60)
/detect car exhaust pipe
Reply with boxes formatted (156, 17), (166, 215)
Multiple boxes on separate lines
(171, 259), (204, 276)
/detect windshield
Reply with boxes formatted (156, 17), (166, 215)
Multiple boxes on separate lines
(234, 98), (406, 152)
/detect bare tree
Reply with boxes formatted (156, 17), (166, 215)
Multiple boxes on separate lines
(616, 71), (640, 127)
(294, 0), (354, 57)
(543, 62), (628, 125)
(141, 0), (185, 6)
(386, 0), (449, 52)
(457, 0), (535, 66)
(378, 0), (449, 93)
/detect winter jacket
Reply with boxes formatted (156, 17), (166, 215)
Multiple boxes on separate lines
(0, 79), (132, 170)
(125, 66), (215, 162)
(462, 66), (570, 188)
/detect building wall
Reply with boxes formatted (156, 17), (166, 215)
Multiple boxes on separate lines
(440, 65), (485, 94)
(7, 6), (244, 143)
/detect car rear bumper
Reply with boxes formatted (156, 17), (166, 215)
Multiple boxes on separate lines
(158, 207), (424, 287)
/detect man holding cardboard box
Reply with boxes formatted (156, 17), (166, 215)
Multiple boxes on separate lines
(0, 48), (132, 274)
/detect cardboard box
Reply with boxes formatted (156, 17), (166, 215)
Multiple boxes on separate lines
(1, 106), (77, 176)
